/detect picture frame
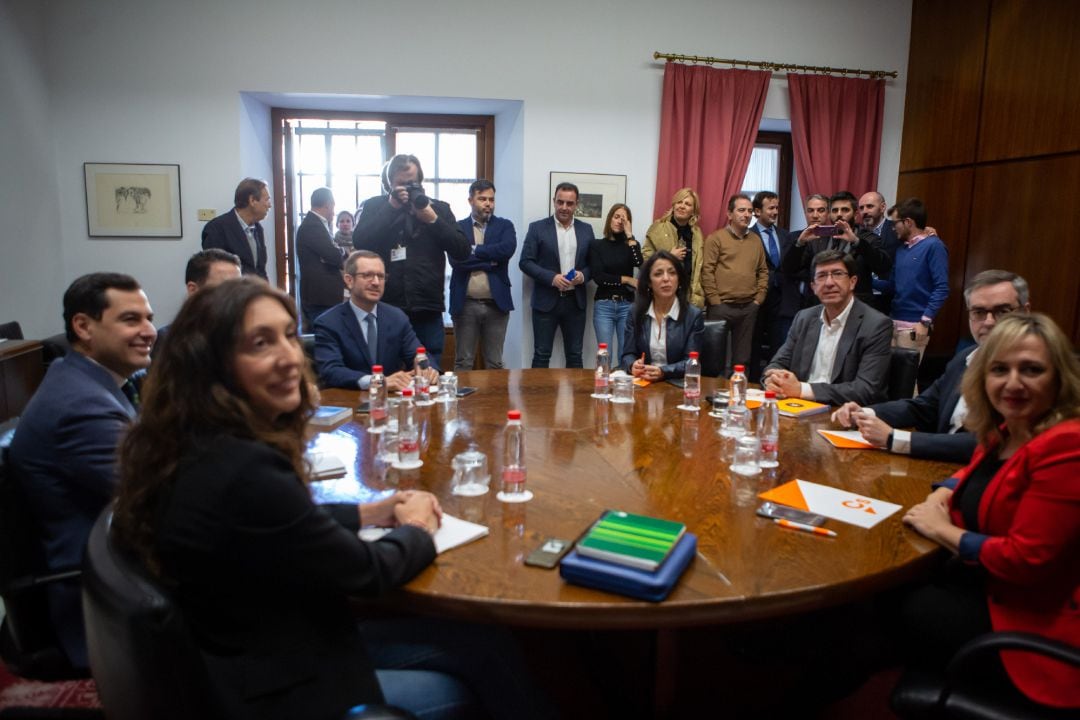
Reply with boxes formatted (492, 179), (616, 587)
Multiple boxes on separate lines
(84, 162), (182, 238)
(548, 171), (627, 237)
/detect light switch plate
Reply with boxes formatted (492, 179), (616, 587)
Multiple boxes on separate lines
(197, 209), (216, 221)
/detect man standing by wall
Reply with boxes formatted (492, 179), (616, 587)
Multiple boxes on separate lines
(201, 177), (270, 279)
(885, 197), (950, 360)
(519, 182), (593, 368)
(450, 180), (516, 370)
(749, 190), (801, 382)
(858, 190), (900, 314)
(700, 194), (768, 369)
(296, 187), (345, 332)
(353, 154), (470, 369)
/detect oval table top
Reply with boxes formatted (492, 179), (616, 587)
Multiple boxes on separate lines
(311, 369), (958, 630)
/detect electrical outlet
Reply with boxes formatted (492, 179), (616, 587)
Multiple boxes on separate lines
(197, 209), (216, 221)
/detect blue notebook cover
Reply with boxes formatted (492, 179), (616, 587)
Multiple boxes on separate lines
(559, 532), (697, 602)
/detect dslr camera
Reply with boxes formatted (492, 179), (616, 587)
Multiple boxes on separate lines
(401, 182), (430, 210)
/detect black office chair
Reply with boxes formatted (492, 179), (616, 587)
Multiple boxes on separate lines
(82, 509), (419, 720)
(301, 333), (317, 365)
(888, 347), (920, 401)
(0, 418), (85, 682)
(0, 321), (24, 340)
(40, 333), (70, 367)
(700, 319), (731, 378)
(890, 631), (1080, 719)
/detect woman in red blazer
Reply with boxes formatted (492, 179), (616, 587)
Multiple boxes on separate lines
(903, 312), (1080, 708)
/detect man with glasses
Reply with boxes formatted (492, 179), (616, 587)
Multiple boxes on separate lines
(832, 269), (1030, 463)
(314, 250), (439, 391)
(762, 249), (892, 406)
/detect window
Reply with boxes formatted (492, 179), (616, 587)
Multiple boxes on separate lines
(739, 131), (793, 229)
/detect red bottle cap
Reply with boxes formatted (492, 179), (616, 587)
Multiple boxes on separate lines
(372, 365), (383, 373)
(734, 364), (745, 372)
(689, 351), (699, 359)
(402, 387), (413, 397)
(765, 391), (777, 399)
(416, 346), (426, 353)
(598, 343), (607, 349)
(507, 410), (521, 420)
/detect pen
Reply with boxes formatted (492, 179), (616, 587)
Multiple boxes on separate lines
(774, 518), (837, 538)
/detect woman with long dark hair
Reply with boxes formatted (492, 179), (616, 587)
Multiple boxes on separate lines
(619, 250), (704, 380)
(112, 278), (549, 720)
(588, 203), (642, 358)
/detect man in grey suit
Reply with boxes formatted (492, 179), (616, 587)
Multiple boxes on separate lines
(296, 186), (346, 331)
(519, 182), (594, 367)
(763, 249), (892, 406)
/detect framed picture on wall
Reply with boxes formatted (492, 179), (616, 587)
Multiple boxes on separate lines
(84, 162), (182, 238)
(548, 171), (627, 237)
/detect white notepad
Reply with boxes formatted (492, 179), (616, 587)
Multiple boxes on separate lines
(358, 513), (488, 554)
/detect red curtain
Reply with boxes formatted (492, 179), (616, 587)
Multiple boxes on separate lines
(787, 73), (885, 200)
(653, 63), (770, 235)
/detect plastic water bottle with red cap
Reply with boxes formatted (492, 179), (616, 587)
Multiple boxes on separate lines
(679, 351), (701, 411)
(757, 390), (780, 468)
(497, 410), (532, 502)
(368, 365), (387, 433)
(720, 364), (749, 438)
(413, 347), (433, 406)
(393, 387), (422, 469)
(592, 343), (611, 399)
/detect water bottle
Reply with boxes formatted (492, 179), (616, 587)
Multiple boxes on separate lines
(757, 390), (780, 468)
(499, 410), (531, 502)
(396, 387), (420, 464)
(593, 343), (611, 398)
(413, 346), (432, 405)
(682, 351), (701, 409)
(721, 364), (748, 438)
(368, 364), (387, 433)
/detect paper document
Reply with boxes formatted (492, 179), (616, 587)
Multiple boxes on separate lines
(358, 513), (488, 554)
(759, 479), (902, 529)
(307, 451), (346, 479)
(817, 429), (876, 449)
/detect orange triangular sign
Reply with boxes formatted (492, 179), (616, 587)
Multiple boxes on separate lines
(758, 480), (810, 511)
(864, 506), (877, 514)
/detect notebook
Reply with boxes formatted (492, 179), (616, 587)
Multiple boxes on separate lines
(560, 532), (697, 602)
(308, 405), (353, 427)
(776, 398), (830, 418)
(575, 510), (686, 571)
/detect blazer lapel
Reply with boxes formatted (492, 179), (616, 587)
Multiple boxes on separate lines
(796, 312), (822, 379)
(228, 215), (255, 267)
(341, 305), (372, 366)
(831, 305), (863, 382)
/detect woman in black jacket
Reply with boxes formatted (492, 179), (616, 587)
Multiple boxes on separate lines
(588, 203), (642, 359)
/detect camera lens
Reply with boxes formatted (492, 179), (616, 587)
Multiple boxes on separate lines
(411, 194), (430, 210)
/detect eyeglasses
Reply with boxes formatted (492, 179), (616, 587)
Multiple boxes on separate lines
(352, 271), (387, 282)
(812, 270), (850, 283)
(968, 305), (1017, 321)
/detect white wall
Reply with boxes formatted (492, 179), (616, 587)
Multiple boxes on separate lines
(1, 0), (911, 366)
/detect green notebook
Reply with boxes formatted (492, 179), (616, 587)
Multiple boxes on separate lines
(575, 510), (686, 571)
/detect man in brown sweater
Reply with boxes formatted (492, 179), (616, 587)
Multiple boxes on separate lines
(701, 194), (769, 367)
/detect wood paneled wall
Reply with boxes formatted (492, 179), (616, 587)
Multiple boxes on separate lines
(898, 0), (1080, 352)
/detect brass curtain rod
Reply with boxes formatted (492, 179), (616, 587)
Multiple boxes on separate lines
(653, 51), (897, 80)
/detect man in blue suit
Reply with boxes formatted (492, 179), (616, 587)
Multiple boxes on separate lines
(314, 250), (439, 391)
(201, 177), (270, 278)
(832, 269), (1031, 463)
(450, 179), (516, 370)
(519, 182), (594, 367)
(9, 272), (156, 668)
(750, 190), (802, 382)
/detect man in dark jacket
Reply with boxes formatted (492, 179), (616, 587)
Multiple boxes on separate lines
(353, 154), (470, 368)
(296, 186), (345, 331)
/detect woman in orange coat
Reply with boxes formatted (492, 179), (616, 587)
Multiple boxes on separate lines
(902, 312), (1080, 708)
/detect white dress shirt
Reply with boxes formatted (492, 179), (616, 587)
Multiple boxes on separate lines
(555, 219), (577, 276)
(647, 299), (680, 367)
(801, 296), (856, 399)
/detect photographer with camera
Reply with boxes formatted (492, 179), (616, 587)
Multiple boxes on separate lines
(353, 154), (470, 367)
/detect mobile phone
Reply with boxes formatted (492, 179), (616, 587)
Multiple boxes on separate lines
(813, 224), (839, 237)
(524, 537), (573, 569)
(756, 502), (826, 527)
(457, 387), (477, 398)
(356, 400), (370, 414)
(564, 269), (577, 281)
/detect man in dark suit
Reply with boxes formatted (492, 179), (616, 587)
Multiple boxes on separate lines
(749, 190), (802, 382)
(296, 186), (346, 331)
(314, 250), (439, 391)
(353, 154), (471, 369)
(152, 248), (241, 356)
(519, 182), (594, 367)
(201, 177), (271, 278)
(449, 179), (516, 370)
(763, 249), (892, 406)
(832, 270), (1031, 463)
(859, 191), (901, 314)
(9, 272), (156, 668)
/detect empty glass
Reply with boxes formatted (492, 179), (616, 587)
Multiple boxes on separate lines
(730, 435), (761, 476)
(451, 443), (490, 496)
(437, 372), (458, 403)
(611, 375), (634, 404)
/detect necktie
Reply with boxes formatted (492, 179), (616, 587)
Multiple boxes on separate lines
(121, 379), (140, 411)
(365, 314), (378, 365)
(764, 226), (780, 267)
(245, 225), (258, 263)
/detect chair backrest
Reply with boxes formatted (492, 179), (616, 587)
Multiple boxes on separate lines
(82, 509), (215, 720)
(41, 332), (71, 366)
(300, 333), (317, 365)
(0, 321), (24, 340)
(889, 347), (920, 401)
(0, 418), (81, 680)
(700, 320), (731, 378)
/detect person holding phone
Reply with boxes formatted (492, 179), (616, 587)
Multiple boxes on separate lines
(112, 278), (552, 720)
(900, 313), (1080, 708)
(589, 203), (642, 359)
(620, 250), (704, 380)
(643, 187), (705, 308)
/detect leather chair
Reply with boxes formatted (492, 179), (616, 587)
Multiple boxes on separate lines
(81, 509), (419, 720)
(0, 418), (84, 681)
(41, 332), (71, 367)
(890, 632), (1080, 719)
(700, 320), (731, 378)
(888, 347), (920, 401)
(301, 332), (317, 365)
(0, 321), (24, 340)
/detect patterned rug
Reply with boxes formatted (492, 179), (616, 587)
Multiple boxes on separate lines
(0, 663), (100, 712)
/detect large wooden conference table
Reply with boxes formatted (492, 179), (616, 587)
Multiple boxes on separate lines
(311, 369), (959, 630)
